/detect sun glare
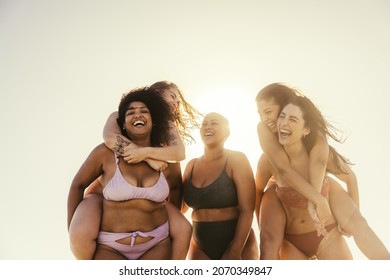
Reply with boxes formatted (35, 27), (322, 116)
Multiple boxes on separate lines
(187, 87), (261, 170)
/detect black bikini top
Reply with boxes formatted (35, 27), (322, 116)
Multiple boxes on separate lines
(183, 158), (238, 210)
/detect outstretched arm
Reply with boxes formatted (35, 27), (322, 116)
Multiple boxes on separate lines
(103, 111), (185, 164)
(257, 122), (331, 224)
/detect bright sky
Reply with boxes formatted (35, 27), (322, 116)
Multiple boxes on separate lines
(1, 0), (389, 260)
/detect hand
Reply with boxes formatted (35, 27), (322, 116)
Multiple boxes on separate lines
(123, 147), (147, 163)
(307, 200), (330, 238)
(145, 159), (168, 172)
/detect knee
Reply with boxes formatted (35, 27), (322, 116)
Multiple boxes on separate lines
(341, 210), (368, 234)
(69, 225), (96, 253)
(260, 226), (283, 245)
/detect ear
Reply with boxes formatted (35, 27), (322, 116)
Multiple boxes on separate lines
(303, 127), (310, 138)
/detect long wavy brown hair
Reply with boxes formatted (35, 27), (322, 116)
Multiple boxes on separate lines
(150, 80), (202, 144)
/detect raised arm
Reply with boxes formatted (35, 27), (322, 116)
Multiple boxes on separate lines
(103, 111), (185, 164)
(223, 151), (256, 259)
(103, 111), (133, 154)
(257, 122), (331, 223)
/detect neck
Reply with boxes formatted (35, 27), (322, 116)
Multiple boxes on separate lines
(203, 145), (225, 161)
(283, 141), (307, 161)
(130, 138), (151, 147)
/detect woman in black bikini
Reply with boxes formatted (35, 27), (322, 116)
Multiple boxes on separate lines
(182, 112), (258, 259)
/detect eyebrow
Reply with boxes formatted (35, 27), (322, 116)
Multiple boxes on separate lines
(127, 105), (148, 110)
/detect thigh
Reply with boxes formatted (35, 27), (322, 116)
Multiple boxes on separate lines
(94, 244), (127, 260)
(165, 201), (192, 237)
(69, 194), (102, 235)
(327, 177), (358, 233)
(316, 230), (353, 260)
(242, 228), (259, 260)
(260, 185), (286, 236)
(280, 240), (307, 260)
(187, 238), (211, 260)
(140, 237), (172, 260)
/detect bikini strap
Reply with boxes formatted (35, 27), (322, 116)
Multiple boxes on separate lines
(188, 158), (198, 179)
(223, 154), (229, 169)
(114, 152), (120, 164)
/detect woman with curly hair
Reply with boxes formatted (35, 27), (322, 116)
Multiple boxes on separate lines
(68, 87), (182, 259)
(68, 81), (201, 259)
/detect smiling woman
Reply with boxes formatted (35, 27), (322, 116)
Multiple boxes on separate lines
(188, 87), (260, 164)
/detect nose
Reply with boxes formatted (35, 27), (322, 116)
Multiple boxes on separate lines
(279, 117), (287, 126)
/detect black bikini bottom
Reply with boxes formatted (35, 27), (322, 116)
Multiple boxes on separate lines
(192, 219), (238, 260)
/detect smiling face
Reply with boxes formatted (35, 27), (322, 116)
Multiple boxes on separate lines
(277, 104), (310, 147)
(200, 112), (230, 147)
(161, 86), (179, 112)
(257, 97), (281, 133)
(123, 101), (153, 140)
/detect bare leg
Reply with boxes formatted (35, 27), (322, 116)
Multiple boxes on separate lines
(94, 244), (127, 260)
(140, 238), (172, 260)
(242, 228), (259, 260)
(68, 193), (102, 259)
(280, 240), (307, 260)
(259, 185), (286, 259)
(316, 227), (352, 260)
(165, 201), (192, 259)
(187, 238), (211, 260)
(328, 177), (390, 259)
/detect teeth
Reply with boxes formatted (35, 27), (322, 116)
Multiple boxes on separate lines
(205, 132), (213, 136)
(133, 120), (145, 126)
(280, 129), (290, 133)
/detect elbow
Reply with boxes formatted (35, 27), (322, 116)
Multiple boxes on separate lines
(177, 147), (186, 161)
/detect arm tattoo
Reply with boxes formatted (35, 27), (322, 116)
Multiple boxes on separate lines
(113, 136), (131, 155)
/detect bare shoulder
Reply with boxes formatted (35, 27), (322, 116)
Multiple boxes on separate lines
(226, 149), (249, 162)
(90, 143), (113, 157)
(258, 153), (271, 169)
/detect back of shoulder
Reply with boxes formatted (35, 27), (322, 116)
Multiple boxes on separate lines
(90, 143), (113, 157)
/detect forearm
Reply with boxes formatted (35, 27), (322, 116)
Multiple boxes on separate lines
(278, 164), (326, 206)
(229, 210), (253, 253)
(139, 145), (185, 162)
(102, 111), (132, 154)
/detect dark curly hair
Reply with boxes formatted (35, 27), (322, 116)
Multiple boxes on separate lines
(117, 87), (172, 147)
(150, 80), (202, 144)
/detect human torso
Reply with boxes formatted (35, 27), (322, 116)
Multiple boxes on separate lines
(100, 152), (169, 232)
(183, 153), (239, 222)
(270, 156), (336, 234)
